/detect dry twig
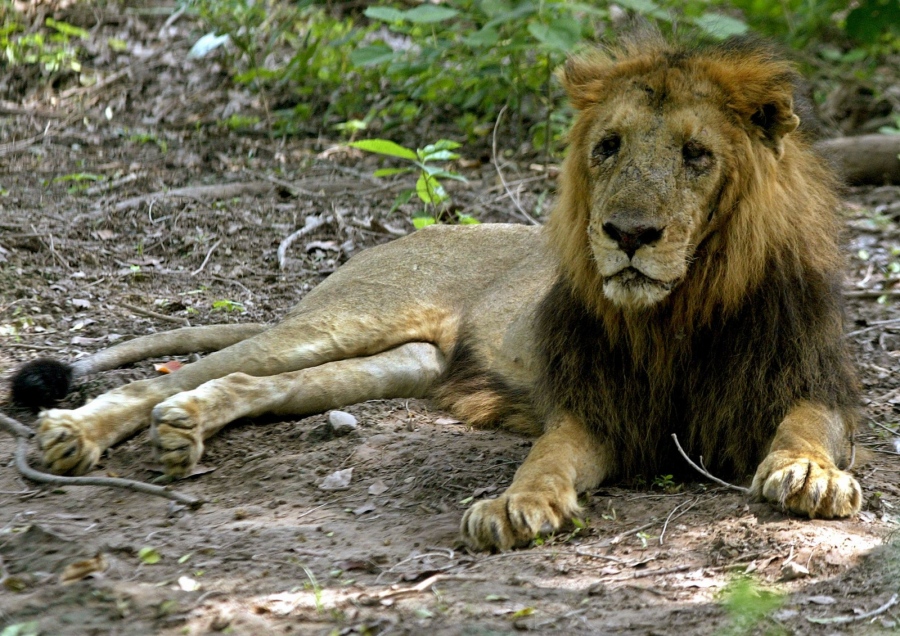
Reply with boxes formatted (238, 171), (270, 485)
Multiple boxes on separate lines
(492, 106), (539, 226)
(114, 182), (273, 212)
(807, 593), (898, 625)
(671, 434), (750, 493)
(277, 215), (331, 269)
(119, 301), (191, 326)
(659, 497), (699, 545)
(0, 123), (50, 158)
(0, 412), (203, 509)
(191, 239), (222, 277)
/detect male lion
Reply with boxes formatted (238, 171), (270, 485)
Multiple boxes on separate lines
(20, 35), (860, 551)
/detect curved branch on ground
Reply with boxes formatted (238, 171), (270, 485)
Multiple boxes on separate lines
(0, 412), (203, 509)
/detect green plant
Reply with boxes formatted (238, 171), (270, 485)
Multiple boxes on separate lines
(348, 138), (472, 228)
(1, 14), (87, 75)
(718, 576), (785, 635)
(211, 299), (245, 312)
(302, 565), (324, 613)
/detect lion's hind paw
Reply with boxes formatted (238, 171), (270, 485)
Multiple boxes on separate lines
(752, 452), (861, 519)
(151, 398), (204, 479)
(461, 491), (580, 552)
(37, 410), (102, 475)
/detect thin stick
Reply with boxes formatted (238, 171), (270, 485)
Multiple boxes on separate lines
(492, 106), (539, 226)
(844, 290), (900, 299)
(191, 239), (222, 277)
(869, 419), (899, 436)
(807, 593), (898, 625)
(0, 412), (203, 509)
(277, 215), (331, 269)
(659, 497), (698, 545)
(119, 301), (191, 326)
(671, 434), (750, 493)
(845, 316), (900, 338)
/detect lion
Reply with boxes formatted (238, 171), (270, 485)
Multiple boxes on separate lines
(17, 34), (861, 552)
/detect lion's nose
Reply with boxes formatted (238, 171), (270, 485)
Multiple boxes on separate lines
(602, 220), (664, 258)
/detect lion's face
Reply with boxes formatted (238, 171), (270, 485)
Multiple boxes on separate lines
(581, 84), (732, 308)
(555, 41), (802, 311)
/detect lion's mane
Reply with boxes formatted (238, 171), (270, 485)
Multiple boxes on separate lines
(538, 35), (858, 480)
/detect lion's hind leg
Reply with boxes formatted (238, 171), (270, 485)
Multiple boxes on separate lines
(151, 342), (446, 476)
(751, 402), (861, 518)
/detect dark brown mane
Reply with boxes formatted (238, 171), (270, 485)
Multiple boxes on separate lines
(536, 36), (857, 480)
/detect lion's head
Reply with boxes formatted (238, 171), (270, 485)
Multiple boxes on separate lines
(548, 35), (838, 318)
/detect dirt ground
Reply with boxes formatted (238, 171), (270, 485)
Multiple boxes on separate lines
(1, 5), (899, 636)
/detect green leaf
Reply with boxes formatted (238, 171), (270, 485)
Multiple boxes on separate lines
(45, 18), (89, 39)
(373, 167), (412, 178)
(138, 547), (161, 565)
(364, 6), (406, 22)
(527, 19), (580, 53)
(694, 13), (748, 40)
(510, 607), (535, 619)
(457, 213), (480, 225)
(415, 173), (447, 205)
(845, 0), (900, 44)
(420, 149), (459, 162)
(614, 0), (670, 21)
(1, 622), (40, 636)
(404, 5), (459, 23)
(350, 44), (394, 67)
(464, 26), (499, 48)
(349, 139), (418, 161)
(412, 216), (438, 229)
(390, 189), (416, 213)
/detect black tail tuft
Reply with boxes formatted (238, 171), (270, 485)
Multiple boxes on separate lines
(10, 358), (73, 411)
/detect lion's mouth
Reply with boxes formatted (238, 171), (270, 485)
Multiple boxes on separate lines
(608, 267), (675, 291)
(602, 267), (677, 308)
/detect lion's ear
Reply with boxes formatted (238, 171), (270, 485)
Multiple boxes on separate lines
(559, 53), (611, 111)
(749, 97), (800, 159)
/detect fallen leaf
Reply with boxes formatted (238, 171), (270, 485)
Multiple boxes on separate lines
(434, 416), (461, 426)
(178, 576), (200, 592)
(353, 502), (377, 516)
(319, 468), (353, 491)
(71, 298), (91, 309)
(138, 546), (162, 565)
(154, 360), (183, 374)
(60, 553), (109, 584)
(368, 479), (388, 496)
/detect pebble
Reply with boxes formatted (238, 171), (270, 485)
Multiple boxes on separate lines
(328, 410), (358, 434)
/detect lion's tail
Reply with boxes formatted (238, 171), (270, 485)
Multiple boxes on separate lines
(9, 323), (267, 411)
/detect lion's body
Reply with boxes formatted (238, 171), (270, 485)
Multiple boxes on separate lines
(30, 35), (862, 551)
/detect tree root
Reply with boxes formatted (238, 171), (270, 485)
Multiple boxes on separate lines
(0, 412), (203, 509)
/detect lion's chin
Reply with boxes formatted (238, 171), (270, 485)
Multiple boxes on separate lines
(602, 268), (675, 308)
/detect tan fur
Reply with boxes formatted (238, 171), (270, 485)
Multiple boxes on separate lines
(36, 36), (860, 551)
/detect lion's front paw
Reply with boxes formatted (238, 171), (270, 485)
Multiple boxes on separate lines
(37, 410), (102, 475)
(751, 451), (861, 518)
(151, 397), (204, 478)
(460, 490), (580, 551)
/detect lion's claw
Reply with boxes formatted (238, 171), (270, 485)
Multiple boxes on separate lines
(151, 398), (204, 478)
(37, 410), (102, 475)
(751, 452), (861, 518)
(461, 491), (579, 551)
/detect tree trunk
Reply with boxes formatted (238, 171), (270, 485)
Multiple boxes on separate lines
(815, 134), (900, 186)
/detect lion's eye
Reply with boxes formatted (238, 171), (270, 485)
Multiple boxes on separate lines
(683, 141), (712, 168)
(592, 134), (621, 164)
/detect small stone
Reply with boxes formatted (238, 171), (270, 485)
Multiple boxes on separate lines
(780, 561), (809, 581)
(328, 410), (358, 434)
(319, 468), (353, 491)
